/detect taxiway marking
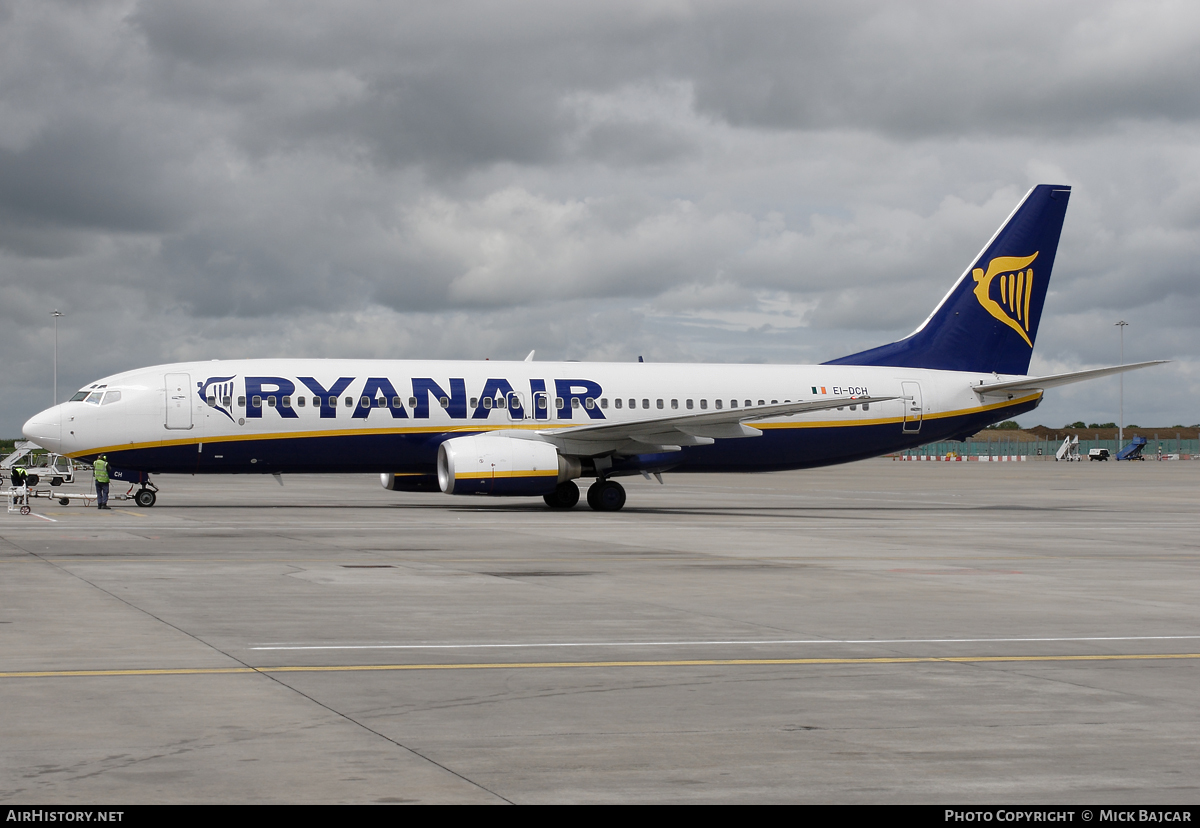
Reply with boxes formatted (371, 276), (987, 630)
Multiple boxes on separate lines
(4, 652), (1200, 679)
(249, 635), (1200, 651)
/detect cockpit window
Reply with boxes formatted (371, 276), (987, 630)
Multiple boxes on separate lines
(70, 391), (90, 402)
(101, 391), (122, 405)
(84, 391), (103, 405)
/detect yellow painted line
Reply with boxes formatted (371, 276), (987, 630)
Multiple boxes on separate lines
(3, 651), (1199, 679)
(68, 393), (1043, 457)
(454, 470), (558, 479)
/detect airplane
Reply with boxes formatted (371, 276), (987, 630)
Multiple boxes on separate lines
(21, 184), (1164, 511)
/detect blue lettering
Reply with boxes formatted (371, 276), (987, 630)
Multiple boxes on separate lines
(244, 377), (299, 419)
(412, 378), (467, 419)
(553, 379), (605, 420)
(353, 378), (409, 419)
(529, 378), (548, 420)
(472, 378), (525, 419)
(298, 377), (355, 418)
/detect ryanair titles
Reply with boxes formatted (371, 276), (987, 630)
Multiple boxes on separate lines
(199, 376), (606, 422)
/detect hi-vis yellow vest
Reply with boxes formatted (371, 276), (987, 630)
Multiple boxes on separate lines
(93, 459), (109, 484)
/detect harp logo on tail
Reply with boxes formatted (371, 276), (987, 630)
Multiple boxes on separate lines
(972, 253), (1039, 347)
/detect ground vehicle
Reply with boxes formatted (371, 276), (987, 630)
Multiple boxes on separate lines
(1089, 448), (1111, 461)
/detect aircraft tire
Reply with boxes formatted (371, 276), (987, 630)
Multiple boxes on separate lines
(543, 480), (580, 509)
(135, 489), (157, 508)
(587, 480), (626, 512)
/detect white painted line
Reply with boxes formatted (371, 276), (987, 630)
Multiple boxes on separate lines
(249, 635), (1200, 651)
(29, 513), (58, 523)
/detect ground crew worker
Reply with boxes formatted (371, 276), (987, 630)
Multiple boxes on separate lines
(10, 465), (27, 488)
(93, 455), (110, 510)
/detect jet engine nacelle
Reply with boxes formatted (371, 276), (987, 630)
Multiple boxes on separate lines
(437, 435), (580, 496)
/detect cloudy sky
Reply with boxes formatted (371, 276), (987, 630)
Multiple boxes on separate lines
(3, 0), (1199, 434)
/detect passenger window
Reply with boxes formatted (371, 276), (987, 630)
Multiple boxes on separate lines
(571, 398), (580, 409)
(671, 399), (678, 409)
(730, 400), (737, 408)
(103, 391), (122, 405)
(656, 399), (663, 409)
(758, 400), (765, 406)
(408, 397), (417, 408)
(268, 396), (277, 407)
(849, 404), (857, 411)
(375, 397), (385, 408)
(537, 396), (547, 410)
(700, 399), (708, 410)
(600, 398), (608, 409)
(686, 399), (693, 409)
(628, 399), (635, 409)
(642, 399), (649, 409)
(862, 402), (870, 411)
(223, 397), (232, 408)
(556, 397), (564, 409)
(615, 398), (622, 409)
(715, 400), (722, 410)
(771, 400), (778, 405)
(744, 400), (750, 407)
(470, 397), (478, 408)
(239, 396), (246, 407)
(585, 398), (595, 410)
(439, 396), (449, 409)
(482, 396), (493, 410)
(344, 397), (353, 407)
(393, 397), (402, 408)
(282, 396), (291, 408)
(360, 396), (370, 408)
(252, 395), (262, 407)
(297, 396), (305, 408)
(206, 395), (216, 406)
(497, 395), (506, 409)
(316, 397), (323, 408)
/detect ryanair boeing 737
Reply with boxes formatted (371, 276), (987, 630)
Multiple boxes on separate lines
(22, 185), (1163, 511)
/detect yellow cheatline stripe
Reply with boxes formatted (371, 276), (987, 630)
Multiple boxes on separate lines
(3, 651), (1198, 679)
(454, 469), (558, 479)
(67, 393), (1043, 457)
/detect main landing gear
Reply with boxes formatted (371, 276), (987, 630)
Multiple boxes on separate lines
(586, 480), (626, 512)
(543, 480), (580, 509)
(543, 479), (628, 511)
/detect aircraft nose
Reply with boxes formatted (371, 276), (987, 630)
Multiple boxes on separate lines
(22, 405), (62, 453)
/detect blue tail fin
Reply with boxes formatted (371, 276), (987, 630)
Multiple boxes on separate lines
(826, 184), (1071, 375)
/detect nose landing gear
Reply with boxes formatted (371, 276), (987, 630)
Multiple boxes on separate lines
(134, 488), (157, 508)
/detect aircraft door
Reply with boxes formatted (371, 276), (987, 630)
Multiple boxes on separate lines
(165, 373), (193, 430)
(508, 392), (526, 422)
(901, 381), (923, 433)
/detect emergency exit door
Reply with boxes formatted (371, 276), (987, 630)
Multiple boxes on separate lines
(165, 373), (193, 430)
(901, 381), (923, 433)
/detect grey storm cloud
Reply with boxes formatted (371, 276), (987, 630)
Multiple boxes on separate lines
(2, 0), (1200, 434)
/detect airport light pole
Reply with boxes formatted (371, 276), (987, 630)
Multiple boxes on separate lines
(51, 309), (64, 406)
(1115, 320), (1128, 445)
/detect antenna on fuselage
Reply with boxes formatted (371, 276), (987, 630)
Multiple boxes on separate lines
(524, 350), (535, 362)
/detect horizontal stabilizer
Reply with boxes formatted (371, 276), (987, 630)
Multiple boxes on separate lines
(972, 360), (1168, 396)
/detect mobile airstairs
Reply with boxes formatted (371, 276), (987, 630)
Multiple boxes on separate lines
(1055, 435), (1080, 461)
(1116, 436), (1147, 461)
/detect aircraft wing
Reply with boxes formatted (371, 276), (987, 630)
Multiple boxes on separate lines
(972, 360), (1168, 396)
(533, 396), (897, 455)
